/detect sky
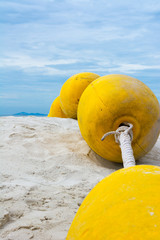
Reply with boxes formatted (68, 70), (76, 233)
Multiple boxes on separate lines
(0, 0), (160, 115)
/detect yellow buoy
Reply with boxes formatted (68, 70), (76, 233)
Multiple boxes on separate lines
(67, 165), (160, 240)
(78, 74), (160, 162)
(60, 72), (100, 119)
(48, 96), (67, 118)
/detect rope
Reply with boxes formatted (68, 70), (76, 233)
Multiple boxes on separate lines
(101, 123), (135, 168)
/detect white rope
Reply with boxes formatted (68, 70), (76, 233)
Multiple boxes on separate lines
(101, 123), (135, 168)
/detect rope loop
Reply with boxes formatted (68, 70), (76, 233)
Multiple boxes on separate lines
(101, 122), (133, 144)
(101, 122), (135, 168)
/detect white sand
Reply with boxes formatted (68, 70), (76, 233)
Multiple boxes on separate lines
(0, 117), (160, 240)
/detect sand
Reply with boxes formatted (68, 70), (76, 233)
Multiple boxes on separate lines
(0, 116), (160, 240)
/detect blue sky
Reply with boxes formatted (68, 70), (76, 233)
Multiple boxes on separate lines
(0, 0), (160, 115)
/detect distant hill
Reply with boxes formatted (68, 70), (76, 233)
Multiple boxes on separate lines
(13, 112), (47, 117)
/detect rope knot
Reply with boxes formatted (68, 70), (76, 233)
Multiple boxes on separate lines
(101, 122), (133, 145)
(101, 122), (135, 168)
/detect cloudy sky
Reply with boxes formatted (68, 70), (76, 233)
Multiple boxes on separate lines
(0, 0), (160, 115)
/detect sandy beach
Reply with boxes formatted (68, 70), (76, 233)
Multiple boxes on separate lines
(0, 116), (160, 240)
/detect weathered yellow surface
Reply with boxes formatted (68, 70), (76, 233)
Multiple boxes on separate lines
(67, 165), (160, 240)
(48, 96), (67, 118)
(78, 74), (160, 162)
(60, 72), (100, 119)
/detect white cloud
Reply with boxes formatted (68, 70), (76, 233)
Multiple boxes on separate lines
(1, 53), (160, 76)
(107, 63), (160, 74)
(0, 0), (45, 11)
(0, 93), (19, 99)
(0, 53), (80, 75)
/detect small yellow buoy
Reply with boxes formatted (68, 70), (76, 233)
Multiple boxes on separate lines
(60, 72), (100, 119)
(78, 74), (160, 162)
(67, 165), (160, 240)
(48, 96), (67, 118)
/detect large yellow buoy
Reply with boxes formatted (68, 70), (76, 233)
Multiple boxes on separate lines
(78, 74), (160, 162)
(67, 165), (160, 240)
(48, 96), (67, 118)
(60, 72), (100, 119)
